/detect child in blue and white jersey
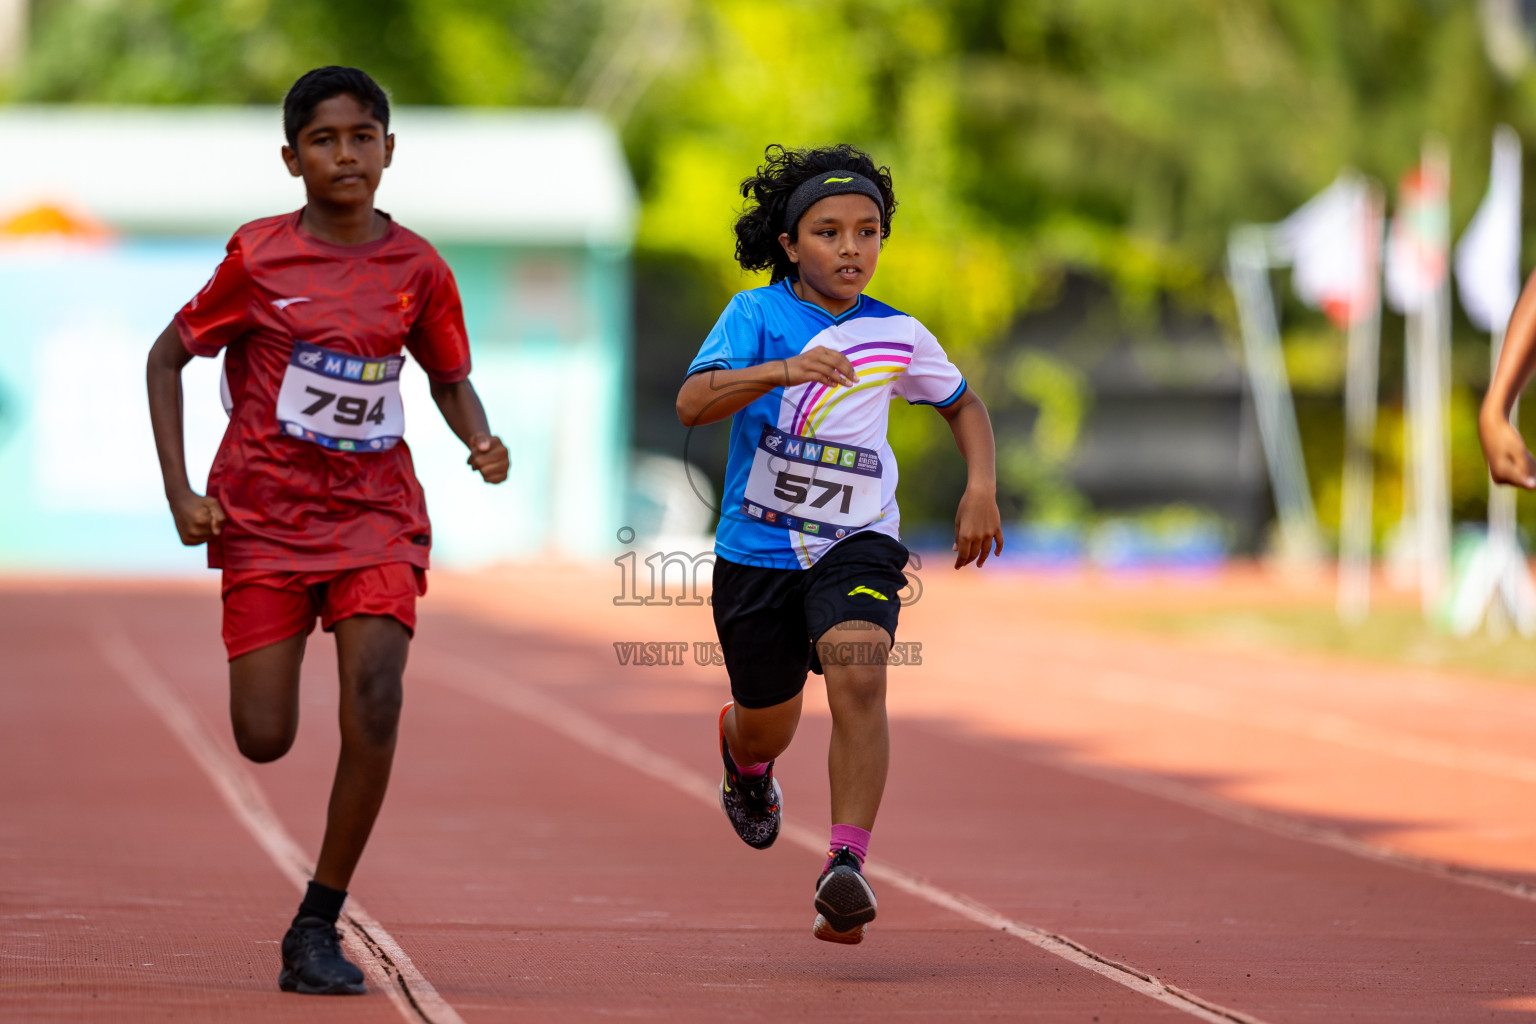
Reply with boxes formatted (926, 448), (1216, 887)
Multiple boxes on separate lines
(676, 144), (1004, 944)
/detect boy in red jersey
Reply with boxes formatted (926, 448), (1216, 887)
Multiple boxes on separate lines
(145, 66), (509, 995)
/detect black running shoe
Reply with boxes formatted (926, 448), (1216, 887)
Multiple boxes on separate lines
(717, 702), (782, 850)
(279, 916), (366, 995)
(813, 846), (877, 944)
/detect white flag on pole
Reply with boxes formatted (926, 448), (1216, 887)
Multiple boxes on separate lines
(1386, 160), (1451, 315)
(1276, 173), (1374, 327)
(1455, 125), (1522, 333)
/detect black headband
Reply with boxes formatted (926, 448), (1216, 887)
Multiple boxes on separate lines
(783, 171), (885, 235)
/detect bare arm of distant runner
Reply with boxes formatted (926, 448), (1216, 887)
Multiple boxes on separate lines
(1480, 269), (1536, 489)
(430, 378), (509, 483)
(146, 323), (227, 545)
(936, 388), (1003, 569)
(676, 347), (860, 427)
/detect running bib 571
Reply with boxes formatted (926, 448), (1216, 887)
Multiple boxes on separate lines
(740, 424), (883, 538)
(274, 341), (404, 452)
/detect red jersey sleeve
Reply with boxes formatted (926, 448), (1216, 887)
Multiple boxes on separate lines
(406, 256), (472, 383)
(175, 234), (256, 357)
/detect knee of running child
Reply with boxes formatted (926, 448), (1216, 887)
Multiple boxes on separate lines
(817, 657), (890, 712)
(232, 715), (298, 763)
(345, 665), (404, 747)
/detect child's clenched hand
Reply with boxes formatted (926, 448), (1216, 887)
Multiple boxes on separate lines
(467, 433), (510, 484)
(784, 347), (859, 388)
(169, 491), (227, 546)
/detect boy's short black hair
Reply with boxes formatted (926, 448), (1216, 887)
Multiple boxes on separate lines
(734, 144), (897, 283)
(283, 66), (390, 147)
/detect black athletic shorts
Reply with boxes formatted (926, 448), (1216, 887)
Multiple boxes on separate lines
(711, 532), (910, 710)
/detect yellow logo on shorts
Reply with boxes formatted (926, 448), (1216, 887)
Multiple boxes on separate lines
(847, 586), (887, 601)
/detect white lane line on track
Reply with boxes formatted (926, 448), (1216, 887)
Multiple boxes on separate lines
(422, 648), (1271, 1024)
(97, 623), (464, 1024)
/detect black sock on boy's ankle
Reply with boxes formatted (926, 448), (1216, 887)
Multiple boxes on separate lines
(293, 879), (348, 926)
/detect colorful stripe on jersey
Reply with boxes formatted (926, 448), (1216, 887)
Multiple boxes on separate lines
(790, 340), (914, 436)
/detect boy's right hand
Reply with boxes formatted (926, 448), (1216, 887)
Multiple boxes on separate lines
(466, 432), (510, 484)
(168, 490), (227, 546)
(1480, 409), (1536, 489)
(784, 347), (859, 388)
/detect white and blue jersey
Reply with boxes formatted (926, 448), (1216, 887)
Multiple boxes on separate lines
(688, 278), (967, 570)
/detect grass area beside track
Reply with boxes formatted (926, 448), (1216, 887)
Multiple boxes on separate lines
(1127, 601), (1536, 683)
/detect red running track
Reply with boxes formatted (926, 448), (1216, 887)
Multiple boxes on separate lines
(2, 584), (1534, 1022)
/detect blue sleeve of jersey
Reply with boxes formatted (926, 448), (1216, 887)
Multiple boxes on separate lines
(686, 293), (762, 378)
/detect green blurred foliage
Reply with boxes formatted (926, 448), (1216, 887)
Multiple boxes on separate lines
(1282, 326), (1349, 393)
(11, 0), (1536, 540)
(998, 350), (1090, 524)
(14, 0), (602, 105)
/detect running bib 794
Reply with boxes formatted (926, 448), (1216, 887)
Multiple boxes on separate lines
(274, 341), (404, 453)
(740, 424), (883, 538)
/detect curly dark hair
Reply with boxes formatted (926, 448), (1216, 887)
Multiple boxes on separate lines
(283, 66), (390, 147)
(734, 144), (898, 283)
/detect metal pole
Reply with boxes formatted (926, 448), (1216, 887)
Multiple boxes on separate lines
(1412, 138), (1453, 617)
(1337, 186), (1385, 623)
(1227, 226), (1323, 561)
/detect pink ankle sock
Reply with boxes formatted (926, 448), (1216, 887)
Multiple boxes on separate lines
(825, 824), (871, 870)
(731, 754), (769, 778)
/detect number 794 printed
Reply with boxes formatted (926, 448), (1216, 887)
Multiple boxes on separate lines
(302, 386), (388, 426)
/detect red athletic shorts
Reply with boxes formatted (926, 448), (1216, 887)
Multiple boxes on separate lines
(221, 563), (427, 661)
